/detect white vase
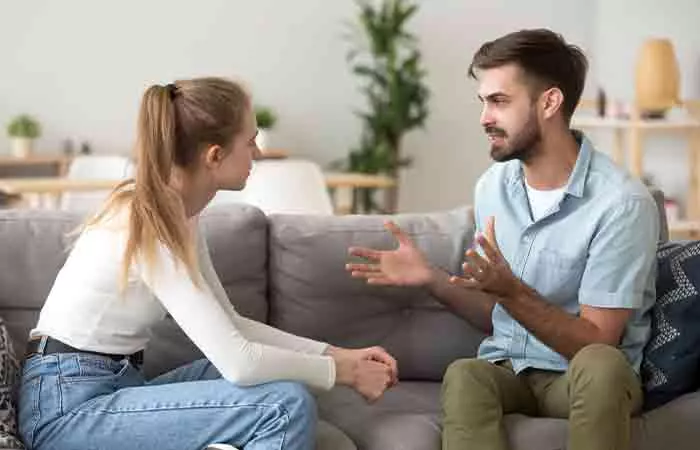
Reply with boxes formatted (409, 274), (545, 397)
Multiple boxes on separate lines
(255, 129), (268, 150)
(11, 137), (33, 158)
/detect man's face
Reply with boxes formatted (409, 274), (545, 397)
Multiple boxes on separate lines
(476, 64), (542, 163)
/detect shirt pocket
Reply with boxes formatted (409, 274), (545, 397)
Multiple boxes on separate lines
(528, 247), (585, 302)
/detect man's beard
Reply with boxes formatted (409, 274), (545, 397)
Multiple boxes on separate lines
(488, 111), (541, 163)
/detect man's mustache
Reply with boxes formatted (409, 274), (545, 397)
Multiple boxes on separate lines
(484, 126), (507, 137)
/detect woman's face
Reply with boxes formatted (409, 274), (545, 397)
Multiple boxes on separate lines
(209, 108), (262, 191)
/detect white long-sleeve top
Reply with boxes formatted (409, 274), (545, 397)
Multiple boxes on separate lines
(31, 209), (336, 390)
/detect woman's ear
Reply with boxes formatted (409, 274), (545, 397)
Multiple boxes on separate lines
(202, 144), (225, 169)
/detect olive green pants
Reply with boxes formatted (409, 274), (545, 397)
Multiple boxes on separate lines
(441, 344), (643, 450)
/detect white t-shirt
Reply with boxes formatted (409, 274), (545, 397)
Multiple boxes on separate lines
(525, 182), (566, 221)
(31, 208), (335, 390)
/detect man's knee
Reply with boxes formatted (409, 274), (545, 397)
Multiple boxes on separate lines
(569, 344), (634, 397)
(443, 358), (498, 396)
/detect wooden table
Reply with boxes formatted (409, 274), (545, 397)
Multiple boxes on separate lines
(0, 155), (71, 177)
(0, 178), (119, 209)
(0, 173), (397, 211)
(323, 172), (395, 189)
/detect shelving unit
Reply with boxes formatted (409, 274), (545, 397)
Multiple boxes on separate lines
(572, 102), (700, 240)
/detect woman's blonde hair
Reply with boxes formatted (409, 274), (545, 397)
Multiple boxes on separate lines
(87, 77), (251, 287)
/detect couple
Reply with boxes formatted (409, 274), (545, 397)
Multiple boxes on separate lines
(18, 29), (658, 450)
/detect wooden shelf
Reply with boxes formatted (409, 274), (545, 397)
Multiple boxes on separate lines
(572, 116), (700, 131)
(573, 105), (700, 222)
(669, 220), (700, 240)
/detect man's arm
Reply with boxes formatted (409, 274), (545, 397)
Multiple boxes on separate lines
(454, 195), (659, 360)
(427, 267), (496, 335)
(496, 283), (632, 359)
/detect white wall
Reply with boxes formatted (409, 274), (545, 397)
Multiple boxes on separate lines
(0, 0), (595, 212)
(400, 0), (595, 212)
(591, 0), (700, 213)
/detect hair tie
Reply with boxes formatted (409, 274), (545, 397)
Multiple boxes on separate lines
(165, 83), (178, 100)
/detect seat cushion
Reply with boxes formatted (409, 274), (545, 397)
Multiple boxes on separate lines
(316, 382), (442, 450)
(641, 241), (700, 410)
(317, 381), (700, 450)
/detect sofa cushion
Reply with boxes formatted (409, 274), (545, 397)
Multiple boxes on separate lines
(0, 210), (83, 311)
(267, 207), (487, 381)
(198, 204), (269, 323)
(641, 241), (700, 410)
(317, 382), (442, 450)
(0, 316), (23, 449)
(318, 382), (700, 450)
(145, 204), (270, 377)
(0, 204), (269, 379)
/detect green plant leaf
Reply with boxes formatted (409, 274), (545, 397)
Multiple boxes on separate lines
(345, 0), (429, 182)
(7, 114), (41, 138)
(255, 106), (277, 129)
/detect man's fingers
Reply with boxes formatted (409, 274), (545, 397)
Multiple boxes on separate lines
(475, 234), (501, 263)
(350, 270), (384, 280)
(366, 276), (396, 286)
(462, 261), (486, 282)
(486, 216), (500, 251)
(384, 221), (413, 246)
(464, 248), (489, 271)
(449, 275), (480, 289)
(348, 247), (382, 262)
(346, 263), (381, 273)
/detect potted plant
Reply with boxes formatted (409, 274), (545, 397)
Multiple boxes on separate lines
(343, 0), (429, 213)
(7, 114), (41, 158)
(254, 106), (278, 150)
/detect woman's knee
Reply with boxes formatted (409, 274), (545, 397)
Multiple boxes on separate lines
(274, 381), (317, 423)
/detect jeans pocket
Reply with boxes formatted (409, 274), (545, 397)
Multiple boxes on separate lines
(58, 355), (130, 415)
(59, 354), (129, 383)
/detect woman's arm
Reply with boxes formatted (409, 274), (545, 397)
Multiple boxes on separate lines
(195, 225), (331, 355)
(139, 239), (335, 390)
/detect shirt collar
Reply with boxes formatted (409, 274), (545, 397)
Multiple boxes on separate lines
(506, 129), (592, 199)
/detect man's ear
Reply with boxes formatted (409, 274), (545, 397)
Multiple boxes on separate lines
(541, 87), (564, 120)
(202, 144), (225, 168)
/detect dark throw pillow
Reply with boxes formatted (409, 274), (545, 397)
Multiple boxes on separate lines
(641, 241), (700, 410)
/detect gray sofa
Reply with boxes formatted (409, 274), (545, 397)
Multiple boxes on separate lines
(0, 200), (698, 450)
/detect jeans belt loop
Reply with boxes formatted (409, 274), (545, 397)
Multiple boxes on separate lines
(36, 335), (49, 355)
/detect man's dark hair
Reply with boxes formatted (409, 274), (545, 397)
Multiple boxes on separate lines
(468, 29), (588, 121)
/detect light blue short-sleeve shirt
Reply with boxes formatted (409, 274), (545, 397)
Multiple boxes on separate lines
(475, 131), (659, 374)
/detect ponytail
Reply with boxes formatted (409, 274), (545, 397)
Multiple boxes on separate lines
(88, 84), (200, 289)
(86, 77), (250, 290)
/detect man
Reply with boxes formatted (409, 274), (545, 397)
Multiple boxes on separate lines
(346, 29), (659, 450)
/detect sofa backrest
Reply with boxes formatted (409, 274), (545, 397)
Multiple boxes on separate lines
(0, 187), (669, 380)
(267, 206), (487, 381)
(0, 204), (268, 378)
(266, 188), (669, 382)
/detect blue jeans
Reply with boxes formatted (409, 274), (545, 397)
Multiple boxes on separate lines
(18, 353), (316, 450)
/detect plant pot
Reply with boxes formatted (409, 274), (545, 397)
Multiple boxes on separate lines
(11, 137), (33, 158)
(255, 129), (268, 150)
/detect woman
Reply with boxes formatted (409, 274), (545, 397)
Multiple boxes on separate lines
(18, 77), (397, 450)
